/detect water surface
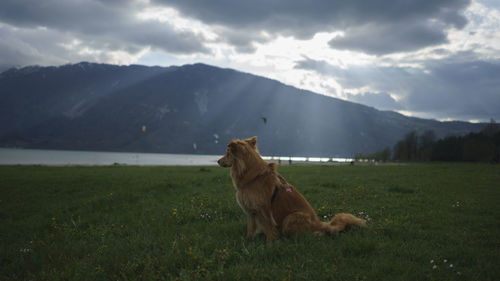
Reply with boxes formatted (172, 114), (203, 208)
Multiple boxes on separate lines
(0, 148), (220, 166)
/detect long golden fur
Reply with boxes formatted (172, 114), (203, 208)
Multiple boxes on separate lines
(218, 136), (367, 242)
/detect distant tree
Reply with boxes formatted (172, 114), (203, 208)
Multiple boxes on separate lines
(484, 119), (500, 162)
(493, 129), (500, 162)
(462, 132), (496, 162)
(482, 119), (500, 137)
(379, 148), (391, 162)
(418, 130), (436, 161)
(355, 147), (391, 162)
(431, 136), (463, 161)
(383, 123), (499, 162)
(430, 120), (500, 163)
(393, 131), (418, 161)
(406, 131), (419, 161)
(459, 119), (500, 162)
(393, 140), (405, 161)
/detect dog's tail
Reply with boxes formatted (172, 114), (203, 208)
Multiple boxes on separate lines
(319, 213), (367, 235)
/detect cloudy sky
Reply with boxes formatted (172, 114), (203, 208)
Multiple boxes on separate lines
(1, 0), (499, 122)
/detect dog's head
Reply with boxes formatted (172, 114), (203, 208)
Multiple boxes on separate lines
(217, 136), (258, 168)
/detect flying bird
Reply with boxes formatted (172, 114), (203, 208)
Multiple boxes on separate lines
(261, 116), (267, 124)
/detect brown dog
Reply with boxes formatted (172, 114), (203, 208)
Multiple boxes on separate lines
(218, 136), (367, 242)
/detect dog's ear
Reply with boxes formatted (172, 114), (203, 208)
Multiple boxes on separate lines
(245, 136), (257, 148)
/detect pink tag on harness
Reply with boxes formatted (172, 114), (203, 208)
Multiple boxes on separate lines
(286, 187), (293, 192)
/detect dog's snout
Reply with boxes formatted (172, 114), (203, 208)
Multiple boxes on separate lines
(218, 157), (230, 167)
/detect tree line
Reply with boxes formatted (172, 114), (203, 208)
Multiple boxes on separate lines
(356, 120), (500, 162)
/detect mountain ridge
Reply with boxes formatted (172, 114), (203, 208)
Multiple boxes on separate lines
(0, 62), (485, 157)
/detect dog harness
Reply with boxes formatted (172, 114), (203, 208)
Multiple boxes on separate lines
(271, 186), (279, 203)
(271, 174), (292, 203)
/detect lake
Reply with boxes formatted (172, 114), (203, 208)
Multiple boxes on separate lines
(0, 148), (353, 166)
(0, 148), (221, 166)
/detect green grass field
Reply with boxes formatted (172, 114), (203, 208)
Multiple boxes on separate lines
(1, 163), (499, 280)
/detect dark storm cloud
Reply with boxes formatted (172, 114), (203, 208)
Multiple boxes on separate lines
(295, 56), (500, 121)
(0, 0), (209, 68)
(328, 22), (449, 55)
(158, 0), (470, 54)
(214, 27), (271, 53)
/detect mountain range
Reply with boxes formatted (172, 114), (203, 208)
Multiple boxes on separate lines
(0, 62), (485, 157)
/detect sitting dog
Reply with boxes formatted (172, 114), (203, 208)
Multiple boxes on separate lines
(218, 136), (366, 242)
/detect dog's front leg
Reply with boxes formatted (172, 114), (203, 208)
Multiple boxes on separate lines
(257, 209), (279, 242)
(246, 213), (257, 239)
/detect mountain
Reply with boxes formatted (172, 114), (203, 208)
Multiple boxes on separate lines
(0, 62), (485, 157)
